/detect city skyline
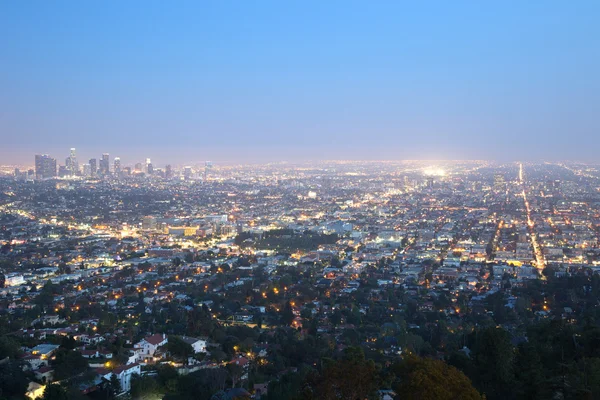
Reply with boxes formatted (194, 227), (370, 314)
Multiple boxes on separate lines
(2, 1), (600, 164)
(4, 159), (600, 399)
(4, 2), (600, 399)
(5, 146), (600, 171)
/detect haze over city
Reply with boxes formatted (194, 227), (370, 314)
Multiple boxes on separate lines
(2, 1), (599, 165)
(4, 3), (600, 400)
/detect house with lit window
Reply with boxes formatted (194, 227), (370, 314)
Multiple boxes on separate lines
(133, 333), (168, 362)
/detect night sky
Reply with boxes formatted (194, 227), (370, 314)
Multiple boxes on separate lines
(1, 1), (599, 165)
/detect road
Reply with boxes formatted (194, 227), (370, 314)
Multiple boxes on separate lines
(519, 163), (546, 270)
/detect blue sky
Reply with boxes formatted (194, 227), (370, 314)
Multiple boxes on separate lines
(1, 1), (599, 165)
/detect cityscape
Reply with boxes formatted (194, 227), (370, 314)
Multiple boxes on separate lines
(3, 153), (600, 399)
(2, 1), (600, 400)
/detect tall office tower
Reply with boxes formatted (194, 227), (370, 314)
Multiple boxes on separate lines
(35, 154), (57, 180)
(58, 165), (68, 177)
(184, 166), (192, 180)
(64, 156), (72, 174)
(114, 157), (121, 176)
(34, 155), (43, 179)
(83, 164), (91, 177)
(100, 153), (110, 175)
(165, 164), (173, 180)
(134, 162), (143, 172)
(89, 158), (97, 177)
(65, 148), (79, 176)
(147, 163), (154, 175)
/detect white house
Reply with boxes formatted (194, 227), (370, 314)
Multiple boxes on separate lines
(100, 363), (141, 393)
(134, 333), (168, 362)
(180, 336), (207, 353)
(74, 333), (105, 345)
(125, 352), (138, 365)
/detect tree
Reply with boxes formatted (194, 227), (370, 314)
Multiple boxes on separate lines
(163, 368), (228, 400)
(0, 336), (21, 359)
(513, 343), (544, 399)
(0, 360), (29, 400)
(328, 309), (342, 326)
(266, 369), (308, 400)
(130, 374), (159, 399)
(40, 384), (68, 400)
(110, 374), (122, 396)
(392, 355), (483, 400)
(167, 336), (194, 361)
(51, 349), (89, 381)
(301, 347), (377, 400)
(60, 335), (76, 350)
(184, 252), (195, 263)
(280, 301), (295, 326)
(226, 363), (244, 388)
(157, 364), (179, 389)
(581, 357), (600, 398)
(34, 281), (56, 311)
(472, 326), (515, 399)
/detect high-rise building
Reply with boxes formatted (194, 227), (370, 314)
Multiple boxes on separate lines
(114, 157), (121, 176)
(134, 162), (143, 172)
(89, 159), (97, 177)
(143, 158), (154, 175)
(100, 153), (110, 176)
(35, 154), (57, 180)
(65, 148), (79, 176)
(34, 155), (43, 179)
(145, 158), (154, 175)
(83, 164), (91, 177)
(165, 165), (173, 180)
(184, 166), (192, 180)
(58, 165), (68, 177)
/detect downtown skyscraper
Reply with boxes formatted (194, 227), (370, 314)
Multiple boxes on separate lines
(114, 157), (121, 176)
(99, 153), (110, 176)
(65, 148), (79, 176)
(34, 154), (57, 179)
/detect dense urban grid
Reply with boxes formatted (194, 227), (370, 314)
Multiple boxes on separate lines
(3, 151), (600, 400)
